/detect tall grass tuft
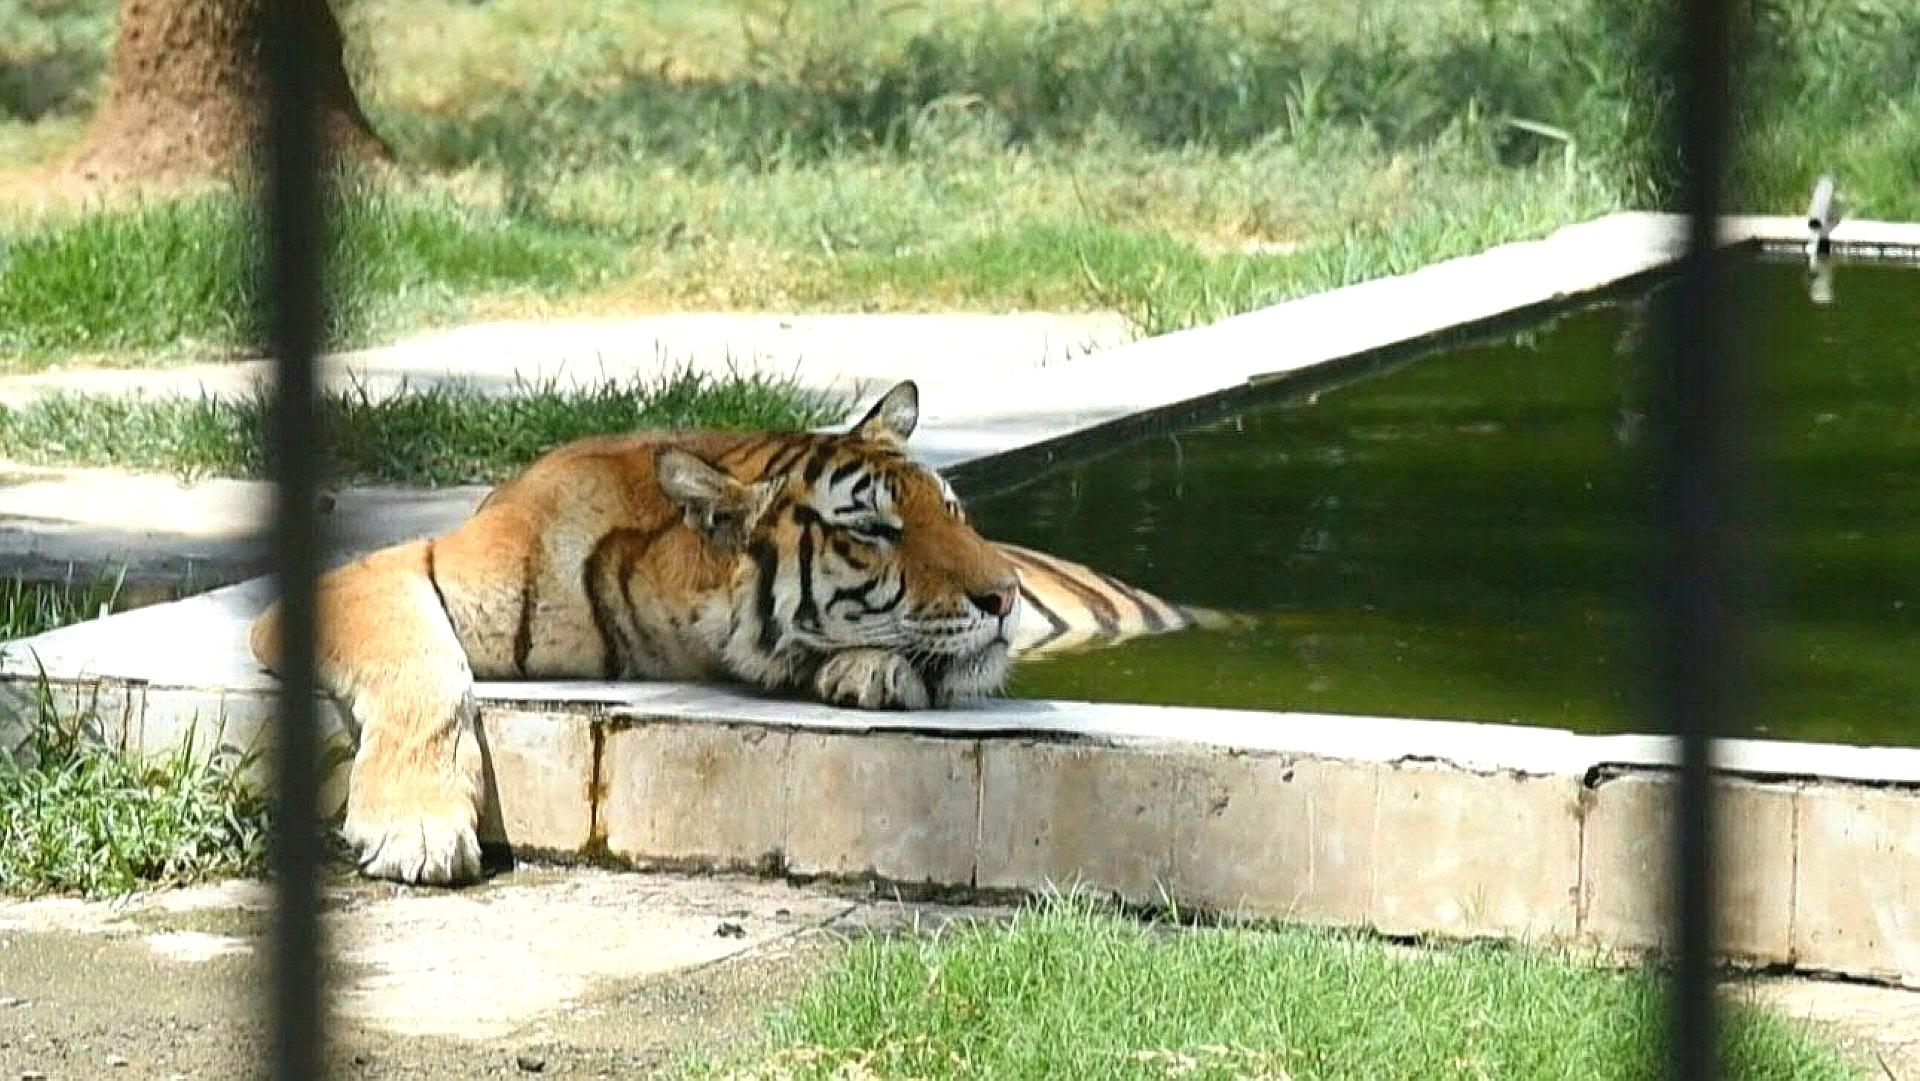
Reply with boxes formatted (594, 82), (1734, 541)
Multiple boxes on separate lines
(0, 569), (126, 641)
(0, 680), (268, 897)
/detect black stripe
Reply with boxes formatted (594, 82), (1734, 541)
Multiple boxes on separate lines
(827, 576), (879, 610)
(868, 572), (906, 614)
(825, 566), (903, 618)
(423, 540), (454, 627)
(617, 522), (678, 673)
(828, 535), (869, 569)
(513, 551), (537, 675)
(1012, 548), (1122, 634)
(800, 444), (836, 485)
(1091, 568), (1169, 633)
(721, 435), (773, 467)
(1017, 584), (1071, 651)
(751, 539), (783, 654)
(764, 439), (814, 477)
(583, 537), (623, 679)
(583, 524), (677, 679)
(827, 458), (864, 485)
(793, 520), (819, 629)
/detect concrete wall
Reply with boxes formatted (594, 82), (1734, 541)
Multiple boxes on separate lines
(17, 664), (1910, 986)
(543, 713), (1920, 987)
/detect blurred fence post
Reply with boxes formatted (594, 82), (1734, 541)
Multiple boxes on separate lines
(260, 0), (331, 1076)
(1659, 0), (1749, 1075)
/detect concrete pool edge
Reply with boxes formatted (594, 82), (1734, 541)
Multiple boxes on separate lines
(6, 209), (1920, 983)
(6, 665), (1918, 986)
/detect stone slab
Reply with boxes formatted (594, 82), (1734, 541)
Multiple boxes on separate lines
(784, 732), (979, 886)
(1793, 784), (1920, 984)
(1171, 753), (1380, 926)
(1371, 765), (1583, 941)
(977, 741), (1178, 903)
(1579, 773), (1798, 961)
(599, 720), (790, 871)
(476, 707), (597, 854)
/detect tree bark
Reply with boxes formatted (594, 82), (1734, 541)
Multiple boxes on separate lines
(60, 0), (388, 185)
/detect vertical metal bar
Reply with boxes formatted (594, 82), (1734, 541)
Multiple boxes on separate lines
(1659, 0), (1745, 1074)
(261, 0), (330, 1076)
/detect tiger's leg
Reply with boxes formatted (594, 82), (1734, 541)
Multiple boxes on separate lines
(251, 540), (483, 884)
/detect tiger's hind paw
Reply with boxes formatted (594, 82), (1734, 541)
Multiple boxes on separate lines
(814, 649), (930, 710)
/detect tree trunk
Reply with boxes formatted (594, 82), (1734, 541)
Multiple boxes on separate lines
(60, 0), (388, 185)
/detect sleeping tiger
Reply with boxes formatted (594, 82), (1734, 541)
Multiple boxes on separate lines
(250, 380), (1215, 884)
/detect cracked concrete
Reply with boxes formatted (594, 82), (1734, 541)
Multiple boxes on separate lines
(1739, 976), (1920, 1077)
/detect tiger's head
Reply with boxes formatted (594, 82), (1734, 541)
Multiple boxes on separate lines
(655, 381), (1019, 709)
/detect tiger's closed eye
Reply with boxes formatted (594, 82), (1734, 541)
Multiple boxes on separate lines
(844, 519), (903, 544)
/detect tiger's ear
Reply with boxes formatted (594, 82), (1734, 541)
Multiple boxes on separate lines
(850, 380), (918, 447)
(656, 448), (773, 551)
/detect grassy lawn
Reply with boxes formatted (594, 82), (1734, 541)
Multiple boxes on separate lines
(0, 369), (843, 485)
(3, 0), (1915, 368)
(0, 189), (625, 366)
(703, 898), (1854, 1080)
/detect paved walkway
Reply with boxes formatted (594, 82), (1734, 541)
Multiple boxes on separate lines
(0, 312), (1129, 585)
(0, 312), (1129, 409)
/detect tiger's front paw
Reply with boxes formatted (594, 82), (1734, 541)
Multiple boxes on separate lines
(343, 807), (481, 886)
(342, 731), (484, 885)
(814, 649), (930, 710)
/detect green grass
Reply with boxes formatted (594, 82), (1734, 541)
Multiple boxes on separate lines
(0, 677), (268, 898)
(0, 571), (270, 898)
(0, 369), (845, 486)
(702, 897), (1854, 1080)
(0, 188), (624, 364)
(0, 568), (125, 640)
(0, 574), (269, 897)
(3, 0), (1917, 366)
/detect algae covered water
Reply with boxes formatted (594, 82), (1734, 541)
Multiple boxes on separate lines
(969, 258), (1920, 745)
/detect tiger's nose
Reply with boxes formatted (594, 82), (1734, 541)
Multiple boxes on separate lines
(969, 582), (1017, 618)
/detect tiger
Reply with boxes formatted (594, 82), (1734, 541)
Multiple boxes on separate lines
(250, 380), (1218, 885)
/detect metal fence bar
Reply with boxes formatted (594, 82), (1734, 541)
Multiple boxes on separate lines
(261, 1), (332, 1077)
(1661, 0), (1746, 1074)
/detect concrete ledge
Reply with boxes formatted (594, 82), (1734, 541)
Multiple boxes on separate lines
(11, 651), (1920, 986)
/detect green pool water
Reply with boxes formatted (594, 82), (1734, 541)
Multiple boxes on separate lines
(969, 257), (1920, 745)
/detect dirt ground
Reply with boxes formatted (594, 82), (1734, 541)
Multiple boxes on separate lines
(2, 869), (1917, 1080)
(0, 868), (986, 1080)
